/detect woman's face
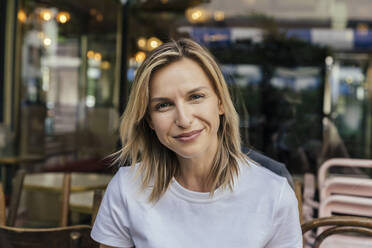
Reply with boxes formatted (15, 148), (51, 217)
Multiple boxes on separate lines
(148, 57), (224, 160)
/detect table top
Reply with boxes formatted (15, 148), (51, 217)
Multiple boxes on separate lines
(70, 191), (95, 214)
(24, 173), (112, 192)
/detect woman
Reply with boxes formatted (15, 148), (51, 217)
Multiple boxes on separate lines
(91, 39), (302, 248)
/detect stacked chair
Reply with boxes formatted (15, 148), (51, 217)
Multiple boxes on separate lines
(301, 158), (372, 247)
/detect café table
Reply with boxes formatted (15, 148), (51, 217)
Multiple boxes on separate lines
(0, 155), (44, 195)
(21, 172), (112, 225)
(70, 191), (96, 214)
(23, 172), (112, 193)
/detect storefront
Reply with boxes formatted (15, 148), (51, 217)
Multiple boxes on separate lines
(2, 0), (123, 163)
(168, 1), (372, 174)
(1, 0), (372, 175)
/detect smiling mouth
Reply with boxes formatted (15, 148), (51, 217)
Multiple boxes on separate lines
(174, 129), (203, 142)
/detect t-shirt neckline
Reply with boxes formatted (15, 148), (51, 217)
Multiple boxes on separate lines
(169, 177), (230, 203)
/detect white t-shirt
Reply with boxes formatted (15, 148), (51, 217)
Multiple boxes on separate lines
(91, 161), (302, 248)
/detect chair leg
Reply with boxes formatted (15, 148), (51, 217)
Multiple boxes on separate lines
(91, 189), (104, 226)
(60, 173), (71, 227)
(7, 169), (26, 226)
(294, 179), (303, 223)
(0, 184), (6, 226)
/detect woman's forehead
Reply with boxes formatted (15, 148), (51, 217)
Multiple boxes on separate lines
(149, 58), (214, 94)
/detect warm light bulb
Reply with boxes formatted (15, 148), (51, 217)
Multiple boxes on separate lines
(214, 11), (225, 21)
(191, 10), (202, 21)
(185, 7), (210, 23)
(87, 50), (95, 59)
(96, 14), (103, 22)
(94, 52), (102, 61)
(40, 9), (53, 21)
(135, 51), (146, 63)
(147, 37), (162, 51)
(150, 41), (158, 48)
(137, 37), (147, 49)
(60, 16), (67, 23)
(101, 61), (110, 70)
(18, 9), (27, 23)
(43, 38), (52, 46)
(57, 11), (70, 24)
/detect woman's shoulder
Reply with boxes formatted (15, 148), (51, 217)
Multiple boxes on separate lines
(237, 159), (294, 204)
(106, 164), (143, 197)
(240, 159), (288, 187)
(238, 159), (298, 213)
(115, 165), (137, 179)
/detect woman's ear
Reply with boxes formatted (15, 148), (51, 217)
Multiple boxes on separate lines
(218, 99), (224, 115)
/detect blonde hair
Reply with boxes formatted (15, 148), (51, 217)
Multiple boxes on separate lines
(118, 38), (247, 202)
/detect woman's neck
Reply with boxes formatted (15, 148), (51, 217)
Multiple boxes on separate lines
(175, 135), (220, 192)
(176, 150), (217, 192)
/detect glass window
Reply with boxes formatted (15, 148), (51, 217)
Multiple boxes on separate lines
(128, 0), (372, 174)
(16, 0), (121, 159)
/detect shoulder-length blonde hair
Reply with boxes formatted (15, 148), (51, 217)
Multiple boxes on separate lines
(118, 38), (247, 202)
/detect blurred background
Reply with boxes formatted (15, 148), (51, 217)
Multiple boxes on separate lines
(1, 0), (372, 174)
(1, 0), (372, 239)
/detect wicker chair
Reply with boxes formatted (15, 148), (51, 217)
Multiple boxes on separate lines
(0, 225), (98, 248)
(302, 216), (372, 248)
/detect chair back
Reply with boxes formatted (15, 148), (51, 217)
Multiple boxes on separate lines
(0, 225), (98, 248)
(6, 170), (71, 227)
(317, 159), (372, 241)
(318, 158), (372, 191)
(317, 158), (372, 219)
(320, 177), (372, 201)
(319, 195), (372, 217)
(302, 216), (372, 248)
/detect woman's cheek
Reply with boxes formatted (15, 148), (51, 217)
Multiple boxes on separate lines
(153, 113), (173, 131)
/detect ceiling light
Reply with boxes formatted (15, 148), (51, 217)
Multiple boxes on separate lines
(43, 38), (52, 46)
(137, 37), (147, 50)
(135, 51), (146, 63)
(94, 52), (102, 61)
(18, 9), (27, 23)
(57, 11), (70, 24)
(40, 9), (53, 21)
(147, 37), (162, 51)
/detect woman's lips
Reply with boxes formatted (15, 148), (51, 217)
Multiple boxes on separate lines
(174, 129), (203, 142)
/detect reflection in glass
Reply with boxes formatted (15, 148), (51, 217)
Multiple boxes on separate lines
(17, 0), (120, 158)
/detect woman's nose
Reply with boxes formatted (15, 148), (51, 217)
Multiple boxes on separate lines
(175, 104), (192, 128)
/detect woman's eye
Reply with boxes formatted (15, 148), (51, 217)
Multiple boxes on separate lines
(155, 102), (171, 111)
(190, 94), (204, 101)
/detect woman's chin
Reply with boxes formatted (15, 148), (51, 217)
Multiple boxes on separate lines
(174, 148), (209, 161)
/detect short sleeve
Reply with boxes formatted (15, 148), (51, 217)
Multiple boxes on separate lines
(91, 168), (135, 248)
(265, 180), (303, 248)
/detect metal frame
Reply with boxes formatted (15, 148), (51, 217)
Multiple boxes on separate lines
(3, 0), (18, 129)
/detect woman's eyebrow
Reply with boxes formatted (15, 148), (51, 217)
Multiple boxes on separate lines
(150, 87), (208, 103)
(150, 97), (170, 103)
(187, 86), (208, 95)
